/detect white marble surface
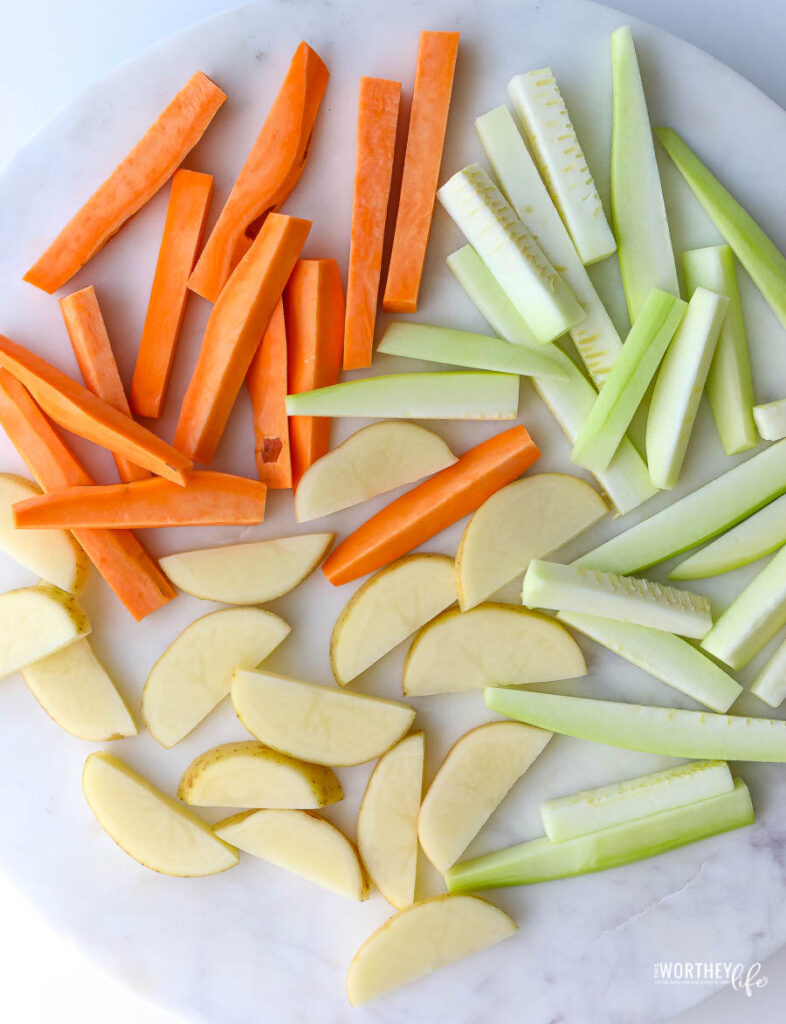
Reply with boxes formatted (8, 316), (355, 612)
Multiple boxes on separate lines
(1, 2), (786, 1023)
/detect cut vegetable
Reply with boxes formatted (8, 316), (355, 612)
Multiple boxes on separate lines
(22, 638), (136, 741)
(754, 399), (786, 441)
(142, 608), (290, 749)
(574, 439), (786, 574)
(610, 26), (679, 320)
(456, 474), (607, 610)
(82, 752), (238, 877)
(438, 165), (584, 344)
(523, 560), (712, 638)
(176, 213), (310, 464)
(751, 640), (786, 709)
(476, 104), (623, 386)
(447, 778), (753, 891)
(0, 584), (90, 681)
(189, 42), (328, 302)
(344, 77), (401, 369)
(557, 611), (742, 712)
(294, 422), (457, 523)
(485, 689), (786, 761)
(656, 126), (786, 330)
(383, 30), (459, 313)
(232, 669), (415, 766)
(447, 245), (657, 515)
(14, 471), (267, 529)
(0, 335), (192, 485)
(418, 722), (551, 873)
(646, 287), (728, 489)
(403, 604), (586, 696)
(130, 169), (213, 419)
(571, 289), (686, 473)
(322, 426), (540, 585)
(507, 70), (616, 265)
(701, 545), (786, 669)
(357, 733), (424, 909)
(286, 372), (519, 420)
(330, 554), (457, 685)
(377, 321), (569, 378)
(247, 299), (292, 488)
(683, 245), (756, 455)
(541, 760), (734, 842)
(160, 533), (333, 604)
(25, 72), (225, 294)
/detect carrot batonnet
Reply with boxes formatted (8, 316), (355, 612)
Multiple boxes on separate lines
(60, 285), (150, 483)
(14, 471), (267, 530)
(24, 71), (226, 294)
(285, 258), (345, 485)
(189, 42), (329, 302)
(247, 298), (292, 488)
(322, 425), (540, 585)
(343, 77), (401, 370)
(130, 169), (214, 419)
(0, 334), (192, 485)
(0, 370), (174, 619)
(175, 212), (310, 464)
(382, 30), (460, 313)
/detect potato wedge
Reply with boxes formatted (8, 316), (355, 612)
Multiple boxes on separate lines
(346, 894), (517, 1005)
(22, 638), (136, 740)
(142, 608), (290, 748)
(232, 669), (415, 765)
(403, 603), (586, 696)
(418, 722), (551, 872)
(0, 583), (90, 680)
(82, 752), (238, 877)
(294, 422), (457, 523)
(330, 555), (457, 685)
(456, 474), (607, 610)
(159, 533), (334, 605)
(357, 732), (424, 909)
(214, 809), (368, 901)
(177, 741), (343, 808)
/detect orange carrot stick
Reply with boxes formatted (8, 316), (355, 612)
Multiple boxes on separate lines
(130, 169), (214, 418)
(59, 285), (150, 483)
(0, 334), (192, 485)
(343, 77), (401, 370)
(382, 31), (459, 313)
(0, 370), (174, 619)
(247, 298), (292, 488)
(14, 471), (267, 529)
(189, 42), (329, 302)
(285, 259), (345, 485)
(175, 212), (310, 464)
(322, 425), (539, 585)
(24, 72), (226, 294)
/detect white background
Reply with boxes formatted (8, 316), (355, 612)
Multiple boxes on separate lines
(0, 1), (784, 1022)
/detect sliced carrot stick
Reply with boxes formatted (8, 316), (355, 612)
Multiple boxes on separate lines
(343, 77), (401, 370)
(24, 72), (226, 294)
(382, 31), (460, 313)
(0, 370), (174, 619)
(247, 298), (292, 488)
(322, 425), (539, 585)
(14, 472), (267, 529)
(189, 42), (329, 302)
(175, 212), (310, 464)
(59, 285), (150, 483)
(0, 334), (192, 485)
(285, 259), (345, 485)
(130, 169), (214, 418)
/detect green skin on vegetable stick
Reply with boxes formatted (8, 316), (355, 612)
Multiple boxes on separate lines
(683, 245), (757, 455)
(571, 289), (686, 474)
(751, 639), (786, 709)
(646, 287), (728, 490)
(753, 399), (786, 441)
(656, 125), (786, 332)
(573, 438), (786, 574)
(446, 245), (657, 515)
(610, 26), (679, 322)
